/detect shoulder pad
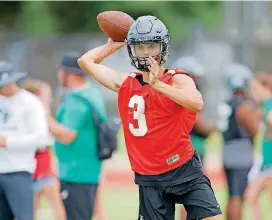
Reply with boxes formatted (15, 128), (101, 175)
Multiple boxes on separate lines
(129, 72), (137, 78)
(168, 68), (194, 79)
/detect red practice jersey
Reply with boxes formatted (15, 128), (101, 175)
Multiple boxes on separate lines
(118, 68), (196, 175)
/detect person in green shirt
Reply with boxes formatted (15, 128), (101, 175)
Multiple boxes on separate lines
(48, 52), (106, 220)
(246, 74), (272, 220)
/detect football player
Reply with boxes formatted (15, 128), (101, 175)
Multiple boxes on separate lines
(245, 74), (272, 220)
(78, 16), (222, 220)
(218, 64), (259, 220)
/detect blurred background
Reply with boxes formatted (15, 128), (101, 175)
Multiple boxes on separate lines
(1, 1), (272, 219)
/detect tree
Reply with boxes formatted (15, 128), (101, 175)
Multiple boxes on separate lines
(0, 1), (222, 39)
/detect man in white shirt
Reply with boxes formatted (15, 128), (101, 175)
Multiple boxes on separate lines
(0, 61), (49, 220)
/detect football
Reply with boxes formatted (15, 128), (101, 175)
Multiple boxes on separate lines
(97, 11), (134, 42)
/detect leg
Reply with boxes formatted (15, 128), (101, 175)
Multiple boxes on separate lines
(94, 179), (108, 220)
(180, 205), (187, 220)
(86, 183), (98, 219)
(226, 197), (242, 220)
(33, 189), (41, 220)
(138, 185), (175, 220)
(40, 177), (66, 220)
(263, 174), (272, 211)
(203, 215), (223, 220)
(0, 187), (13, 220)
(174, 175), (222, 220)
(1, 172), (33, 220)
(61, 181), (97, 220)
(33, 179), (46, 220)
(224, 167), (250, 220)
(244, 174), (265, 220)
(264, 174), (272, 201)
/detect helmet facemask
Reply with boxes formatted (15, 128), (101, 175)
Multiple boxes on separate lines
(127, 38), (169, 72)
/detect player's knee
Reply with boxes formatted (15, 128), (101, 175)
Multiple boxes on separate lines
(244, 187), (257, 206)
(229, 195), (243, 203)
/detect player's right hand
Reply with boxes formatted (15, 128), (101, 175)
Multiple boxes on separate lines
(148, 56), (160, 86)
(106, 38), (125, 51)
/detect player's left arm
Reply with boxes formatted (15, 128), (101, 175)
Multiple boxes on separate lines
(151, 74), (204, 112)
(148, 56), (203, 112)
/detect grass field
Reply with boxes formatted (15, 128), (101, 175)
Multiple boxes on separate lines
(102, 185), (271, 220)
(36, 131), (270, 220)
(37, 184), (271, 220)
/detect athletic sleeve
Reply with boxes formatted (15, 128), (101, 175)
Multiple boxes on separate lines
(5, 97), (49, 150)
(60, 95), (89, 131)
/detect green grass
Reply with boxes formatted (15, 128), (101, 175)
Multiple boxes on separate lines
(37, 185), (271, 220)
(101, 185), (272, 220)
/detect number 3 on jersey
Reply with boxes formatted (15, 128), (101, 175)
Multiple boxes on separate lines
(128, 95), (148, 136)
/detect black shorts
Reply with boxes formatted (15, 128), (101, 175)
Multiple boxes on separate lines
(224, 167), (251, 197)
(60, 181), (98, 220)
(198, 154), (204, 164)
(138, 175), (221, 220)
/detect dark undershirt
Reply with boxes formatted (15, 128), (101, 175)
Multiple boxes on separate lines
(134, 74), (204, 187)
